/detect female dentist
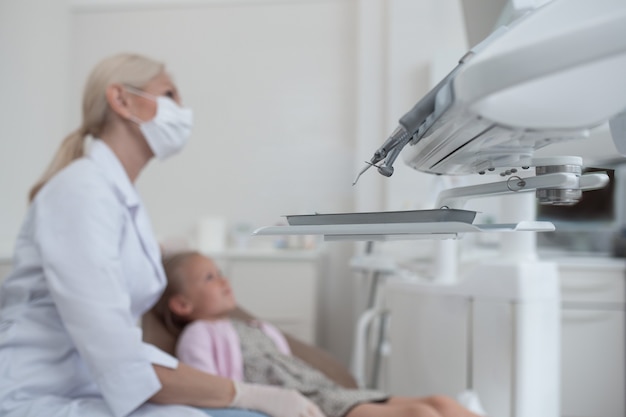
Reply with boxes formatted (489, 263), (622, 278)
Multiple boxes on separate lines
(0, 53), (324, 417)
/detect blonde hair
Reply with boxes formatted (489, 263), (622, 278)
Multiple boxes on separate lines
(28, 53), (164, 201)
(153, 251), (201, 336)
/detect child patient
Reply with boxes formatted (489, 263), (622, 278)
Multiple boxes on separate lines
(154, 251), (481, 417)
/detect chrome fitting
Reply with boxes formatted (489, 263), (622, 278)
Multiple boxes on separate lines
(535, 161), (582, 205)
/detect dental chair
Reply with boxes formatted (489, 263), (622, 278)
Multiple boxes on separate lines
(142, 307), (358, 389)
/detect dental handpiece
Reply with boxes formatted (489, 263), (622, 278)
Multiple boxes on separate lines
(352, 62), (464, 186)
(352, 126), (409, 185)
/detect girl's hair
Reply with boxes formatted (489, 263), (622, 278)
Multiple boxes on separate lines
(153, 250), (201, 336)
(28, 53), (164, 202)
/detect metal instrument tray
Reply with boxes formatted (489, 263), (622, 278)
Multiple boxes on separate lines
(285, 209), (476, 226)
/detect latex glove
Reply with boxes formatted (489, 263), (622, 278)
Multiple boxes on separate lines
(457, 390), (488, 417)
(230, 381), (326, 417)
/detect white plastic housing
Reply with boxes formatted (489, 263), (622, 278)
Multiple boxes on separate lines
(402, 0), (626, 175)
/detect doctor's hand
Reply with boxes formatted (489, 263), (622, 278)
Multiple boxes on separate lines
(230, 381), (326, 417)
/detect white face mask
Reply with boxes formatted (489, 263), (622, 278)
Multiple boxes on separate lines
(126, 87), (194, 160)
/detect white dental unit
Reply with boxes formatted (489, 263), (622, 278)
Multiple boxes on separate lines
(255, 0), (626, 416)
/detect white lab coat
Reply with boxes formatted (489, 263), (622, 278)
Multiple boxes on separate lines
(0, 140), (208, 417)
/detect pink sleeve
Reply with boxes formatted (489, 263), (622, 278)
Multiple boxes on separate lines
(176, 321), (219, 376)
(176, 320), (244, 381)
(260, 322), (291, 355)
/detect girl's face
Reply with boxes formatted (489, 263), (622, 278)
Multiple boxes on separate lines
(179, 254), (237, 321)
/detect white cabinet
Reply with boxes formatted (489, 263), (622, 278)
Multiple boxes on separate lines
(381, 256), (626, 417)
(557, 258), (625, 417)
(211, 249), (325, 345)
(383, 262), (561, 417)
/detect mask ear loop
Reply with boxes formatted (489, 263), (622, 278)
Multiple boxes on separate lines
(124, 85), (157, 101)
(123, 85), (156, 124)
(127, 114), (144, 125)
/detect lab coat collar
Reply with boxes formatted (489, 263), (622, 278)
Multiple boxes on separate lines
(88, 140), (140, 210)
(88, 139), (167, 301)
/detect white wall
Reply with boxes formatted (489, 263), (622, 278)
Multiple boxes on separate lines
(1, 0), (471, 364)
(0, 0), (71, 255)
(70, 1), (358, 242)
